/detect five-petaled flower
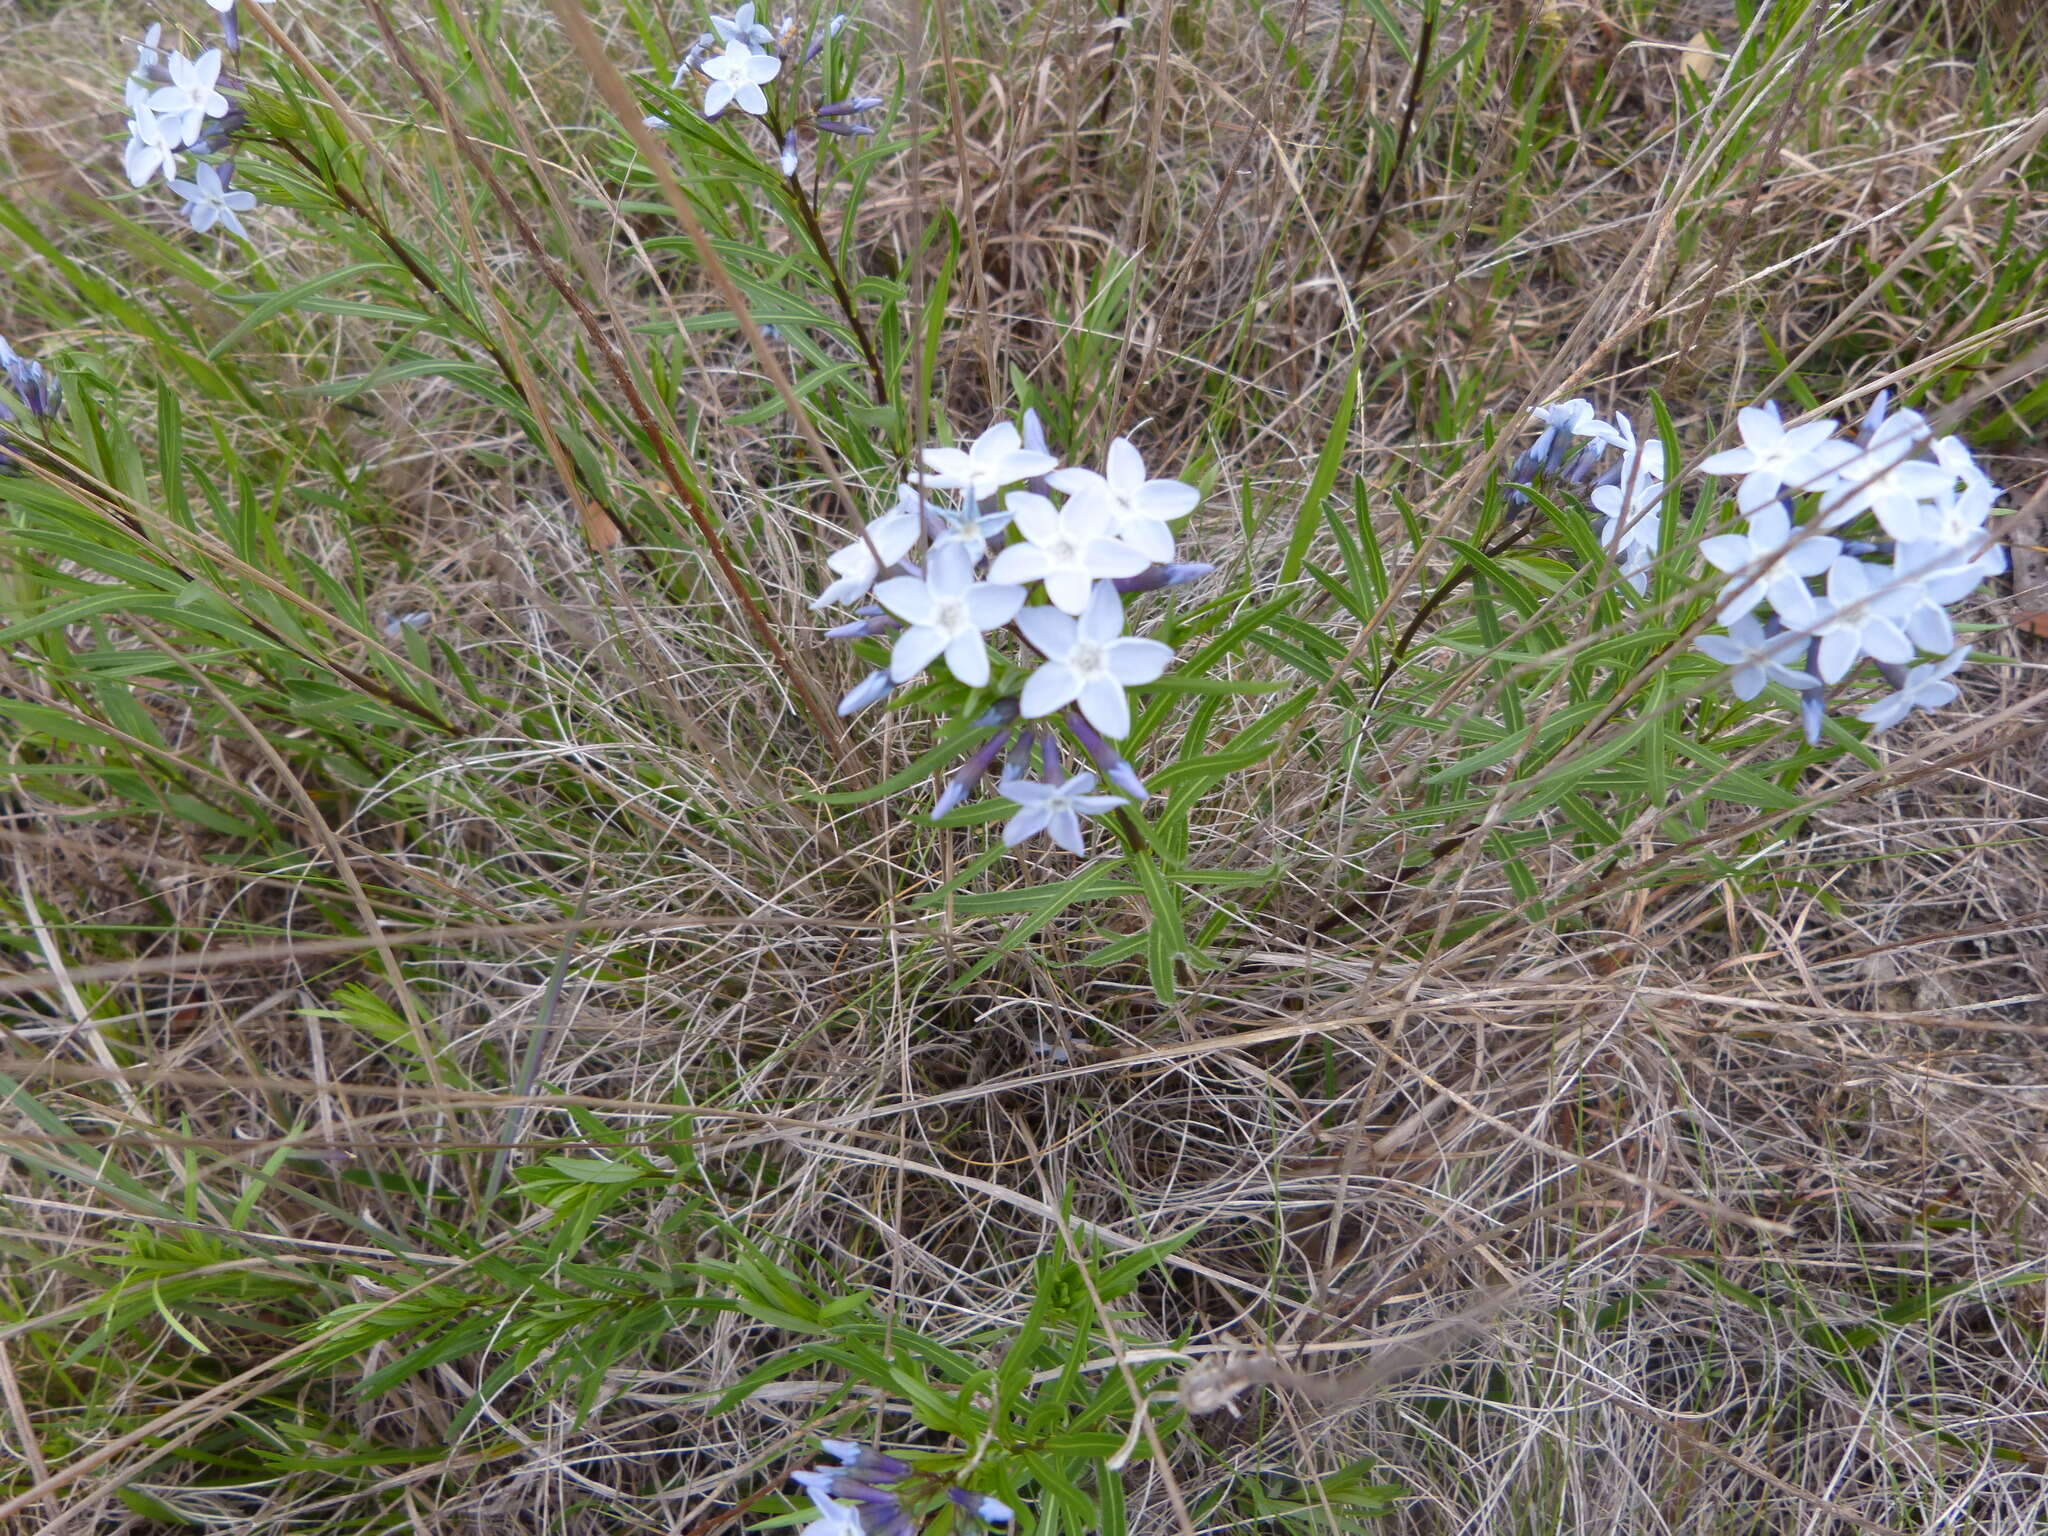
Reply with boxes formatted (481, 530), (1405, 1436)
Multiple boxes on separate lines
(811, 498), (920, 610)
(916, 421), (1058, 503)
(123, 101), (180, 186)
(1048, 438), (1200, 564)
(873, 541), (1024, 688)
(701, 41), (781, 117)
(1691, 617), (1817, 701)
(1002, 771), (1126, 855)
(710, 2), (776, 46)
(1856, 644), (1972, 733)
(986, 491), (1149, 615)
(1016, 581), (1173, 738)
(149, 48), (231, 148)
(1698, 401), (1853, 516)
(1524, 398), (1622, 474)
(1780, 557), (1916, 685)
(170, 162), (258, 238)
(1698, 503), (1841, 625)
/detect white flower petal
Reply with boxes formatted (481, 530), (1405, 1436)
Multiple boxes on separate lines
(1020, 661), (1080, 719)
(942, 630), (990, 687)
(1106, 637), (1172, 685)
(1078, 676), (1130, 737)
(889, 625), (946, 682)
(1002, 802), (1053, 846)
(1016, 604), (1074, 657)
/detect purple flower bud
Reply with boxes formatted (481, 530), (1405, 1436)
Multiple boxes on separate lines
(824, 613), (899, 640)
(1063, 709), (1148, 802)
(838, 669), (895, 717)
(1001, 728), (1038, 784)
(824, 1478), (903, 1509)
(935, 728), (1009, 818)
(1019, 407), (1058, 496)
(1559, 440), (1605, 488)
(780, 129), (800, 177)
(973, 696), (1022, 730)
(221, 5), (241, 55)
(948, 1488), (1017, 1525)
(6, 359), (59, 421)
(817, 120), (877, 137)
(1799, 640), (1828, 745)
(817, 96), (883, 117)
(1113, 561), (1214, 595)
(817, 1443), (913, 1479)
(937, 729), (1015, 823)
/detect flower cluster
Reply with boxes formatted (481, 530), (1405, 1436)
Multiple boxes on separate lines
(644, 5), (879, 176)
(1514, 399), (1669, 596)
(792, 1442), (1015, 1536)
(814, 413), (1211, 856)
(0, 335), (62, 472)
(1514, 394), (2004, 741)
(120, 15), (259, 238)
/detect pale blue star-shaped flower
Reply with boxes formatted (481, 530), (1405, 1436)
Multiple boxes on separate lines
(123, 101), (180, 187)
(873, 541), (1025, 687)
(1780, 557), (1916, 685)
(1693, 616), (1818, 701)
(1857, 644), (1971, 734)
(148, 48), (231, 148)
(170, 161), (257, 238)
(1698, 401), (1854, 516)
(1698, 503), (1840, 625)
(1016, 580), (1172, 738)
(986, 490), (1149, 616)
(701, 41), (781, 117)
(710, 2), (776, 45)
(916, 421), (1058, 503)
(1047, 437), (1200, 564)
(811, 499), (920, 610)
(1001, 771), (1125, 855)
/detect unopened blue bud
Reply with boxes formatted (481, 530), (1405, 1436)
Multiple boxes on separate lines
(824, 614), (897, 640)
(936, 728), (1012, 817)
(817, 121), (876, 137)
(1112, 561), (1213, 595)
(838, 669), (894, 717)
(948, 1488), (1016, 1525)
(972, 696), (1022, 729)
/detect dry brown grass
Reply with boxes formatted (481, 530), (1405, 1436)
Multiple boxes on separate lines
(3, 0), (2048, 1531)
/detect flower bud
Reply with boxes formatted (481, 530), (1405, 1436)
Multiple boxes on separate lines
(937, 724), (1017, 817)
(837, 669), (894, 717)
(1113, 561), (1213, 595)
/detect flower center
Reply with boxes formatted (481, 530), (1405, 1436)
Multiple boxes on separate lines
(932, 597), (969, 633)
(1047, 537), (1078, 564)
(1067, 641), (1107, 677)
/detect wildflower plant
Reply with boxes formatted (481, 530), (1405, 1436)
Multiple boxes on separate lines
(1510, 392), (2004, 747)
(633, 5), (892, 410)
(119, 12), (259, 239)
